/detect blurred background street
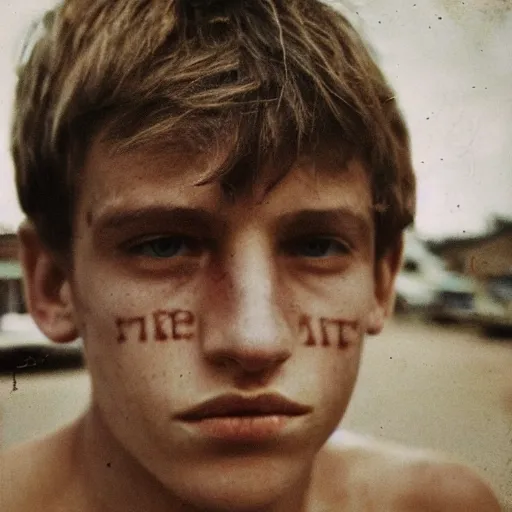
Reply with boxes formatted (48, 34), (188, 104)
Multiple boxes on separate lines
(1, 317), (511, 509)
(0, 0), (511, 509)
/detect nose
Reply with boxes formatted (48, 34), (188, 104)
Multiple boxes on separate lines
(202, 233), (292, 373)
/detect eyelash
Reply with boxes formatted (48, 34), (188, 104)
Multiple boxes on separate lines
(283, 236), (351, 258)
(124, 234), (350, 260)
(124, 235), (204, 258)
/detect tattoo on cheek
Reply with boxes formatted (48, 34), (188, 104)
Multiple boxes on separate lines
(298, 314), (359, 349)
(153, 309), (195, 341)
(116, 310), (197, 343)
(114, 310), (358, 348)
(115, 316), (147, 343)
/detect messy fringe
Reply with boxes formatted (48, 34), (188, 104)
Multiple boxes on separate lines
(12, 0), (415, 256)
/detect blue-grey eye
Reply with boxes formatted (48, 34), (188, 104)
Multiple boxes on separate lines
(291, 238), (349, 258)
(134, 237), (191, 258)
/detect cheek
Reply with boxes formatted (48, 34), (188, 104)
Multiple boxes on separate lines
(292, 268), (375, 352)
(312, 335), (362, 392)
(72, 275), (202, 404)
(87, 342), (197, 416)
(321, 344), (362, 420)
(81, 318), (202, 449)
(74, 269), (200, 341)
(333, 271), (376, 315)
(291, 340), (362, 439)
(293, 313), (364, 397)
(290, 266), (376, 318)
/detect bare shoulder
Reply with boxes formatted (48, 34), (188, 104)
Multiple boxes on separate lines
(0, 423), (83, 512)
(316, 430), (502, 511)
(0, 439), (45, 511)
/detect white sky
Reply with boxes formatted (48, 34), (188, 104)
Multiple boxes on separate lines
(0, 0), (511, 239)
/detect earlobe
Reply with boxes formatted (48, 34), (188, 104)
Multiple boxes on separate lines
(366, 306), (385, 335)
(366, 234), (404, 336)
(18, 221), (78, 343)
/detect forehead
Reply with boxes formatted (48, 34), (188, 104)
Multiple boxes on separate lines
(77, 139), (373, 228)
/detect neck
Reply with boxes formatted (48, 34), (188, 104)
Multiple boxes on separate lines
(73, 405), (316, 512)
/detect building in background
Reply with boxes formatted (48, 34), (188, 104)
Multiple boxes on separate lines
(429, 219), (512, 334)
(429, 218), (512, 279)
(395, 230), (476, 322)
(0, 232), (24, 316)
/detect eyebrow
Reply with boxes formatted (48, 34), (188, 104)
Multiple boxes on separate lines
(92, 206), (225, 236)
(91, 205), (372, 244)
(275, 208), (373, 243)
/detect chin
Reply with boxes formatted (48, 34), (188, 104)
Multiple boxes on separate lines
(159, 452), (312, 511)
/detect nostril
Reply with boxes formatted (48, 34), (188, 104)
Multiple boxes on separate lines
(234, 354), (289, 374)
(206, 342), (291, 374)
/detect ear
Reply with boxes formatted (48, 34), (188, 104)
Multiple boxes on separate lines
(18, 221), (78, 343)
(366, 234), (404, 335)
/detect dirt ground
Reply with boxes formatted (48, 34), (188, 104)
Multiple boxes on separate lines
(1, 316), (511, 509)
(344, 317), (512, 510)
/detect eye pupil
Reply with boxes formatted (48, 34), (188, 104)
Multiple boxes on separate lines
(303, 239), (331, 257)
(150, 238), (183, 257)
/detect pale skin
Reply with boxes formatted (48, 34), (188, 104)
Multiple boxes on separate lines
(0, 142), (502, 511)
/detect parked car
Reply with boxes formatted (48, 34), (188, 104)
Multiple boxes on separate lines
(395, 231), (476, 323)
(428, 273), (476, 323)
(473, 274), (512, 336)
(0, 313), (83, 373)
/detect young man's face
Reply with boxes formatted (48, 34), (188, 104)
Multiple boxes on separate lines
(61, 141), (396, 508)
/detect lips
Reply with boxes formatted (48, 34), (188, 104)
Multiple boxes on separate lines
(175, 393), (312, 421)
(174, 393), (312, 442)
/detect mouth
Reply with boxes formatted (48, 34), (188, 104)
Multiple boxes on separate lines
(176, 393), (312, 420)
(174, 393), (312, 442)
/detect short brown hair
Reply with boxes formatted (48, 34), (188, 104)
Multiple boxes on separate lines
(12, 0), (415, 257)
